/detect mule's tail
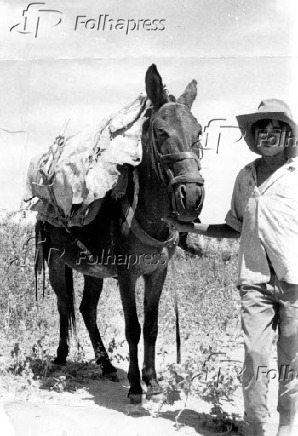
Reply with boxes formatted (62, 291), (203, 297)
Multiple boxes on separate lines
(65, 265), (77, 338)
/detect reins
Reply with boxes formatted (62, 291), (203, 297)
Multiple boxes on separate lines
(171, 257), (181, 364)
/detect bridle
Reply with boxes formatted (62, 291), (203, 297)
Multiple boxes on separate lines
(121, 104), (205, 248)
(149, 115), (205, 218)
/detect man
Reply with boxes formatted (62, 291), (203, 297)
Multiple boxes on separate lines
(164, 99), (298, 436)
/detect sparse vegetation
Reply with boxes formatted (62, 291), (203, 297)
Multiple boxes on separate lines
(0, 212), (243, 432)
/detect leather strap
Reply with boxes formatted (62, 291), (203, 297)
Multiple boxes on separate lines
(170, 174), (205, 185)
(121, 195), (179, 248)
(159, 151), (200, 165)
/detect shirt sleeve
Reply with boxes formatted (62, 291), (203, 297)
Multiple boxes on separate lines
(225, 169), (244, 233)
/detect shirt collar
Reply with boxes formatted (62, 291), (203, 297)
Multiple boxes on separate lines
(245, 157), (298, 174)
(245, 157), (297, 194)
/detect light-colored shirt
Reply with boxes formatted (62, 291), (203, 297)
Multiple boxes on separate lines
(225, 158), (298, 286)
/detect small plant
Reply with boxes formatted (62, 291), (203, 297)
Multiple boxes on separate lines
(162, 358), (204, 428)
(108, 338), (129, 364)
(199, 408), (242, 433)
(2, 342), (40, 393)
(160, 346), (242, 431)
(51, 375), (67, 393)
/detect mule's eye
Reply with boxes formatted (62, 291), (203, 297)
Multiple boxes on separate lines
(156, 130), (169, 141)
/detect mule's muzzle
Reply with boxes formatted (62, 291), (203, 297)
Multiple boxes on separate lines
(156, 150), (205, 221)
(172, 180), (205, 222)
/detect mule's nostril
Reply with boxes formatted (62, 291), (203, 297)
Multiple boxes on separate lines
(181, 185), (187, 208)
(196, 187), (202, 209)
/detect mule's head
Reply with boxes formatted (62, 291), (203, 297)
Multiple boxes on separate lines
(145, 64), (205, 222)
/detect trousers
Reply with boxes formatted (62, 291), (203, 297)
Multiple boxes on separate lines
(239, 272), (298, 425)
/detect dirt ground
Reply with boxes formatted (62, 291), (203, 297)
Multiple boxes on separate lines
(1, 380), (233, 436)
(1, 350), (298, 436)
(0, 369), (296, 436)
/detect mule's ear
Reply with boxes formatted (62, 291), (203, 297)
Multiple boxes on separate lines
(177, 79), (197, 109)
(145, 64), (168, 108)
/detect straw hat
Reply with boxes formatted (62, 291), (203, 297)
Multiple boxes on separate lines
(236, 99), (298, 155)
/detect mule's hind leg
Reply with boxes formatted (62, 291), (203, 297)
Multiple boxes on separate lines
(142, 267), (168, 398)
(48, 257), (75, 365)
(80, 275), (117, 379)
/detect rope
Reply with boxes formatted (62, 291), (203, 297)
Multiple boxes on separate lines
(170, 257), (181, 364)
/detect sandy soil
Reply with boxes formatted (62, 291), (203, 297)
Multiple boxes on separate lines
(1, 370), (218, 436)
(1, 350), (298, 436)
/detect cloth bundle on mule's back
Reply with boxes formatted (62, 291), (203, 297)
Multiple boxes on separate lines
(25, 95), (147, 227)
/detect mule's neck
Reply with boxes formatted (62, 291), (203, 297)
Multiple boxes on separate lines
(135, 148), (172, 241)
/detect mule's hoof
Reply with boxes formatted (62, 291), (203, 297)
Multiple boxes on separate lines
(103, 371), (119, 382)
(96, 359), (117, 375)
(129, 393), (144, 404)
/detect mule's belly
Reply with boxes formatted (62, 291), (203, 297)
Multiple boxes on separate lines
(70, 261), (117, 278)
(41, 221), (117, 278)
(40, 215), (176, 279)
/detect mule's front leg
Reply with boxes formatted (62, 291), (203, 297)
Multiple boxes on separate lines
(118, 272), (142, 403)
(142, 268), (167, 398)
(48, 259), (74, 365)
(80, 276), (117, 379)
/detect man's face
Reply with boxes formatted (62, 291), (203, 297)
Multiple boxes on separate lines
(254, 120), (291, 157)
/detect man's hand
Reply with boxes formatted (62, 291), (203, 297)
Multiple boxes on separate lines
(162, 216), (194, 232)
(163, 217), (240, 239)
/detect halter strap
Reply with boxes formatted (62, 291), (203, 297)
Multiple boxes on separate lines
(122, 197), (179, 247)
(170, 174), (205, 185)
(121, 169), (179, 248)
(159, 151), (201, 165)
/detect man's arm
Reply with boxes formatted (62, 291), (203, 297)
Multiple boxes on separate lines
(164, 218), (240, 239)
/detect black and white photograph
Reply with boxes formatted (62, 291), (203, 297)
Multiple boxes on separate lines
(0, 1), (297, 435)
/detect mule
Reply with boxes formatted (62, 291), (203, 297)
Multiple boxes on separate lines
(36, 64), (205, 403)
